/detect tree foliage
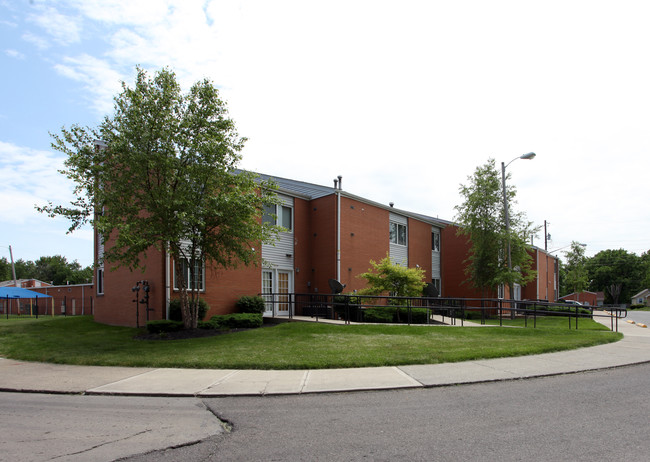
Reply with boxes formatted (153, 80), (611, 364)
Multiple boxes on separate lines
(454, 158), (537, 296)
(561, 241), (589, 296)
(0, 255), (91, 285)
(586, 249), (644, 304)
(38, 67), (279, 328)
(357, 255), (426, 297)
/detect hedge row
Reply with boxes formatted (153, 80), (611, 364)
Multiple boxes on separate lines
(146, 313), (263, 334)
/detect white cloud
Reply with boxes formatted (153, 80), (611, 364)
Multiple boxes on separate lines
(53, 54), (125, 115)
(27, 4), (82, 46)
(0, 141), (73, 225)
(5, 49), (25, 59)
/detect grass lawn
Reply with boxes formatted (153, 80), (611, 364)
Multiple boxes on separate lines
(0, 315), (622, 370)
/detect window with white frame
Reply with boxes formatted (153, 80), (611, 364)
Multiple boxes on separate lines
(498, 284), (504, 299)
(389, 222), (407, 246)
(432, 230), (440, 252)
(173, 257), (205, 291)
(263, 204), (293, 232)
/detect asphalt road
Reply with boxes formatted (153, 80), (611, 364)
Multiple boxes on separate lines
(626, 309), (650, 326)
(3, 363), (649, 461)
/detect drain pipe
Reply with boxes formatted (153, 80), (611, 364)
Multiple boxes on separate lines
(165, 244), (171, 320)
(335, 176), (342, 282)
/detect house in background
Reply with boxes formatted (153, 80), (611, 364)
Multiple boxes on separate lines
(631, 289), (650, 306)
(0, 278), (52, 289)
(559, 291), (598, 306)
(94, 174), (446, 326)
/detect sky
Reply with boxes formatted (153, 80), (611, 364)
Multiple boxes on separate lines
(1, 0), (649, 269)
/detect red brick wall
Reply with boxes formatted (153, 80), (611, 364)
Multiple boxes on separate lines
(293, 197), (312, 294)
(441, 224), (498, 299)
(522, 249), (557, 302)
(561, 292), (597, 306)
(339, 197), (389, 292)
(309, 195), (337, 294)
(95, 246), (166, 327)
(199, 261), (261, 317)
(28, 284), (94, 316)
(408, 218), (432, 281)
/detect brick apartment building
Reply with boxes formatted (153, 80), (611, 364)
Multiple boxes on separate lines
(94, 173), (558, 327)
(441, 224), (559, 301)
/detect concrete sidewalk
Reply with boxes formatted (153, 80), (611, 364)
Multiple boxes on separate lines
(1, 311), (648, 397)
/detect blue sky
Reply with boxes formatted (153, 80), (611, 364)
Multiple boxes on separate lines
(1, 0), (650, 269)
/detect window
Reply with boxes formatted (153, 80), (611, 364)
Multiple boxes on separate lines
(390, 222), (407, 246)
(498, 284), (504, 299)
(173, 257), (205, 291)
(97, 268), (104, 295)
(263, 204), (293, 232)
(432, 278), (441, 295)
(432, 231), (440, 252)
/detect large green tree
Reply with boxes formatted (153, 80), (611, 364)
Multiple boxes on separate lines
(586, 249), (643, 304)
(39, 67), (279, 328)
(454, 159), (537, 297)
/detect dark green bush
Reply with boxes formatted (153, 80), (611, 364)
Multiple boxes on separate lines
(363, 307), (395, 323)
(544, 305), (592, 317)
(236, 295), (266, 314)
(333, 295), (363, 320)
(210, 313), (263, 329)
(168, 298), (209, 322)
(407, 307), (429, 323)
(630, 304), (646, 310)
(146, 320), (183, 334)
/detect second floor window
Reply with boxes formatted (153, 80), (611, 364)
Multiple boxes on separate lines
(389, 222), (407, 246)
(432, 231), (440, 252)
(263, 204), (293, 232)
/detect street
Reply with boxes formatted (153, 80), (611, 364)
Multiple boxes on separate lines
(2, 363), (649, 461)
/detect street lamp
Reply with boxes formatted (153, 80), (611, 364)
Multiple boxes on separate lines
(501, 152), (536, 299)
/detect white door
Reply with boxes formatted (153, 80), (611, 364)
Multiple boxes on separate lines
(262, 269), (293, 316)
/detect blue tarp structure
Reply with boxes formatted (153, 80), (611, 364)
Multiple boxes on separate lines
(0, 287), (52, 299)
(1, 287), (52, 318)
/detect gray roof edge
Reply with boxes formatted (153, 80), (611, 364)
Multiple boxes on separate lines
(251, 171), (448, 227)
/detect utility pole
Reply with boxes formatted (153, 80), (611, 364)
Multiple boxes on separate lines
(9, 245), (17, 288)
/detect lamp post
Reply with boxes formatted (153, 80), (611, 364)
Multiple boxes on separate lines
(501, 152), (536, 300)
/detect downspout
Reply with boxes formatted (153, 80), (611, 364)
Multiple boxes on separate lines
(165, 244), (171, 320)
(336, 175), (342, 282)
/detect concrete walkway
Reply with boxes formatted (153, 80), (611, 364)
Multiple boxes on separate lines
(1, 311), (648, 397)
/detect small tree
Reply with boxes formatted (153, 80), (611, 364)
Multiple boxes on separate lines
(38, 67), (280, 329)
(454, 159), (537, 297)
(358, 256), (426, 297)
(357, 256), (426, 322)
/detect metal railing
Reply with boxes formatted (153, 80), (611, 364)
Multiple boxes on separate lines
(261, 293), (628, 331)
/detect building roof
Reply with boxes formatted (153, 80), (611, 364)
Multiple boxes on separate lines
(256, 172), (448, 228)
(631, 288), (650, 299)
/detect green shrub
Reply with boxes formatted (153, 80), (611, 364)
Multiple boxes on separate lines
(210, 313), (263, 329)
(236, 295), (266, 314)
(544, 305), (592, 317)
(333, 295), (363, 320)
(630, 304), (646, 310)
(406, 307), (429, 323)
(363, 307), (395, 323)
(168, 298), (209, 322)
(146, 320), (183, 334)
(198, 320), (220, 330)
